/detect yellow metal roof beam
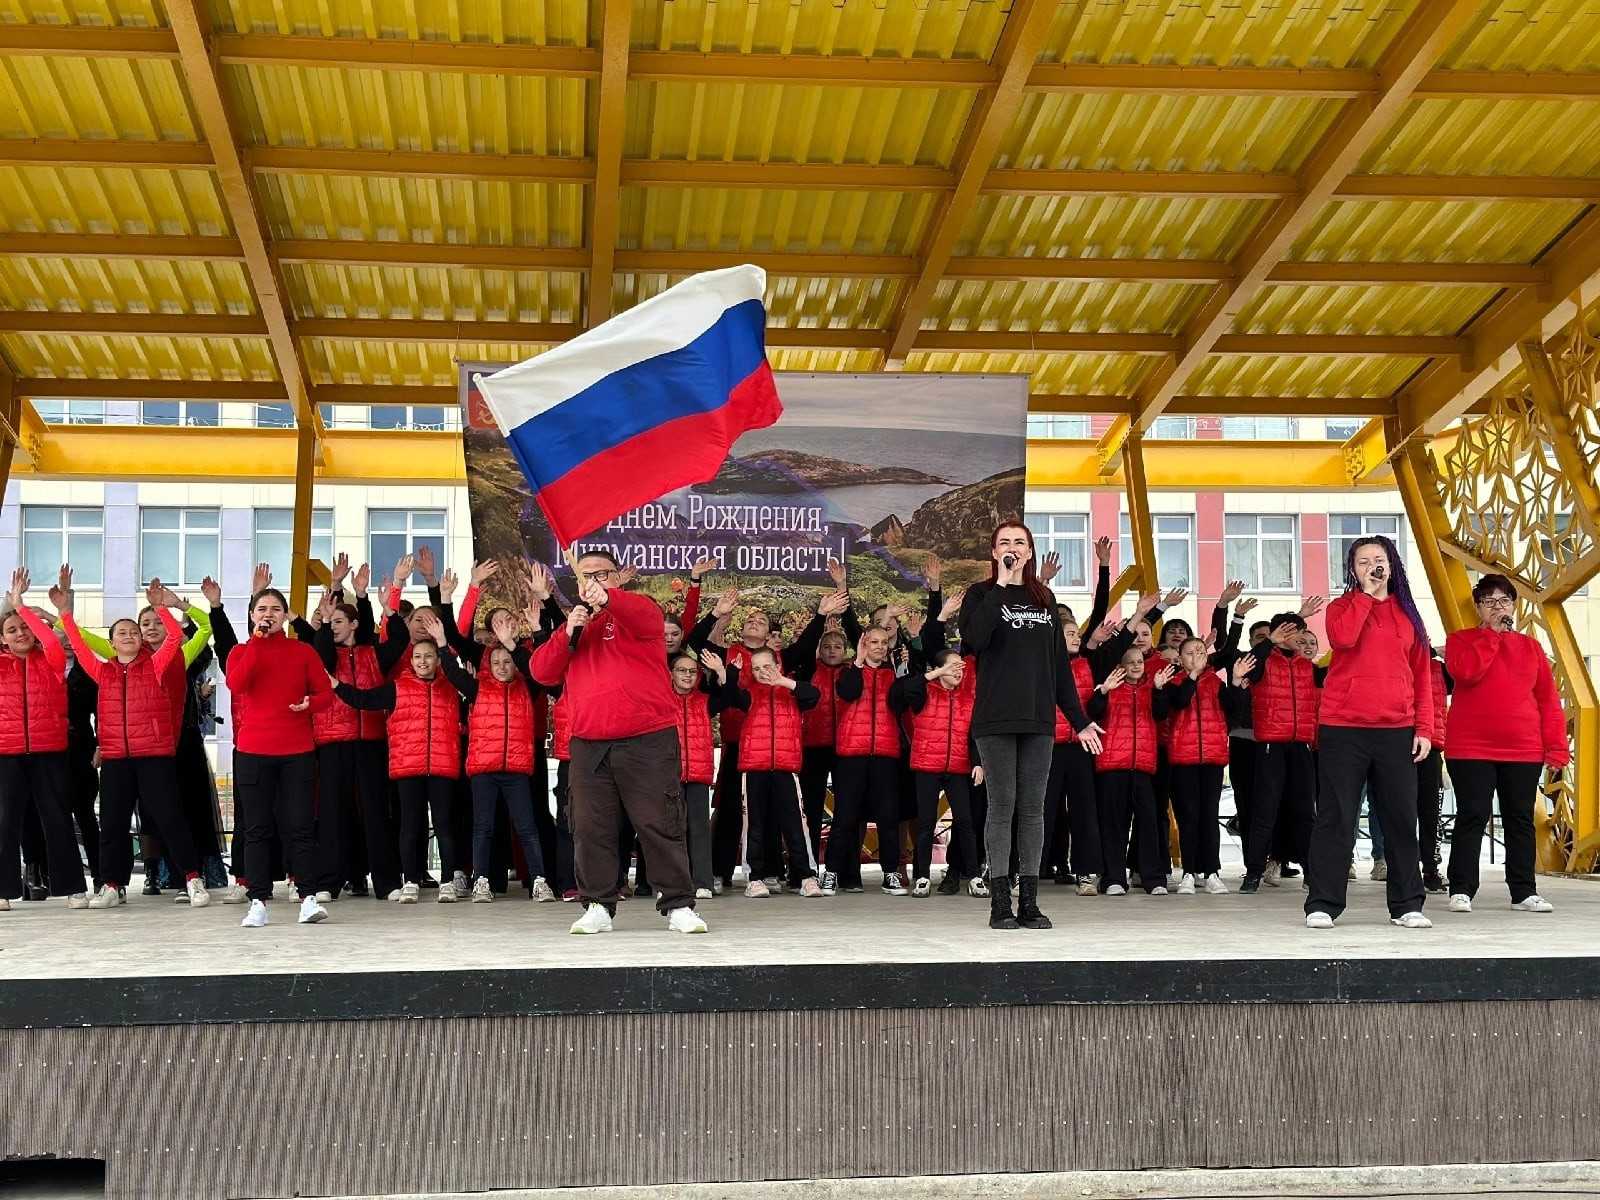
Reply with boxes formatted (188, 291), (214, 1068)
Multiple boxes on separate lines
(1031, 394), (1399, 417)
(1033, 439), (1395, 491)
(0, 233), (245, 262)
(0, 140), (212, 168)
(586, 0), (631, 328)
(1109, 0), (1482, 467)
(885, 0), (1064, 364)
(246, 146), (595, 183)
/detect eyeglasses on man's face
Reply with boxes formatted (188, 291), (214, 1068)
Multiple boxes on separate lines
(1477, 595), (1515, 610)
(581, 569), (614, 583)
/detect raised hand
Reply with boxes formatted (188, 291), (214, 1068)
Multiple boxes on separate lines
(1232, 653), (1258, 684)
(200, 575), (222, 609)
(1268, 623), (1300, 647)
(145, 580), (167, 609)
(882, 604), (909, 625)
(1135, 591), (1161, 616)
(57, 563), (73, 597)
(698, 648), (726, 683)
(415, 545), (438, 586)
(565, 604), (590, 640)
(316, 590), (338, 624)
(690, 555), (717, 581)
(939, 589), (964, 622)
(854, 634), (870, 669)
(392, 554), (414, 589)
(1038, 550), (1061, 584)
(470, 559), (499, 588)
(1162, 587), (1188, 609)
(817, 589), (849, 618)
(1218, 579), (1245, 606)
(1095, 535), (1112, 566)
(526, 561), (553, 604)
(827, 558), (847, 589)
(252, 562), (272, 594)
(415, 608), (447, 645)
(712, 587), (738, 619)
(152, 581), (184, 609)
(330, 551), (351, 586)
(925, 553), (942, 592)
(578, 576), (609, 612)
(351, 562), (371, 595)
(1234, 596), (1258, 616)
(1299, 594), (1327, 619)
(1154, 662), (1178, 688)
(616, 564), (638, 587)
(906, 611), (926, 638)
(1100, 666), (1127, 692)
(438, 568), (460, 602)
(49, 565), (74, 615)
(7, 566), (28, 608)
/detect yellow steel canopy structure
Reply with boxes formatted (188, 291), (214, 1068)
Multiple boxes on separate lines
(2, 0), (1600, 870)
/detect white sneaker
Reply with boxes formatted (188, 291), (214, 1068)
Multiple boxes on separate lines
(1305, 911), (1334, 929)
(570, 903), (613, 935)
(314, 890), (334, 904)
(240, 899), (269, 928)
(1203, 873), (1229, 895)
(967, 877), (990, 898)
(1177, 873), (1197, 895)
(173, 889), (190, 904)
(398, 882), (419, 904)
(1447, 893), (1472, 913)
(531, 877), (556, 903)
(187, 878), (212, 909)
(436, 876), (459, 903)
(298, 895), (328, 924)
(385, 888), (404, 902)
(221, 883), (249, 904)
(731, 866), (749, 885)
(1150, 886), (1168, 896)
(818, 870), (838, 896)
(87, 883), (121, 910)
(799, 877), (823, 898)
(911, 877), (932, 898)
(1077, 877), (1097, 897)
(1391, 911), (1432, 929)
(745, 879), (770, 898)
(1263, 859), (1281, 887)
(1370, 858), (1388, 881)
(1106, 883), (1127, 896)
(667, 906), (708, 934)
(694, 887), (714, 900)
(1513, 894), (1555, 913)
(66, 892), (89, 909)
(762, 876), (784, 894)
(472, 877), (492, 903)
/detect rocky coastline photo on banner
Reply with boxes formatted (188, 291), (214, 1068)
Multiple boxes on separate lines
(459, 367), (1028, 643)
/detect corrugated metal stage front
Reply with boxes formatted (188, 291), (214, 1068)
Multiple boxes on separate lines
(3, 878), (1599, 1200)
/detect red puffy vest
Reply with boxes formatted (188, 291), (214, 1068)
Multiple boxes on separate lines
(550, 693), (571, 761)
(1095, 678), (1159, 774)
(385, 672), (462, 779)
(464, 674), (535, 777)
(737, 681), (804, 773)
(92, 649), (177, 760)
(1053, 656), (1096, 744)
(1429, 658), (1448, 750)
(0, 647), (69, 755)
(1252, 652), (1319, 744)
(836, 665), (899, 758)
(1165, 672), (1231, 766)
(314, 643), (387, 746)
(674, 688), (715, 784)
(802, 661), (845, 749)
(718, 643), (756, 744)
(910, 659), (977, 775)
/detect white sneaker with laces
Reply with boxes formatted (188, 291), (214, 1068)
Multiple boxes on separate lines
(1203, 873), (1230, 895)
(66, 892), (89, 909)
(186, 877), (212, 908)
(472, 877), (493, 903)
(1305, 911), (1334, 929)
(1263, 859), (1281, 887)
(799, 877), (823, 898)
(298, 895), (328, 924)
(240, 899), (269, 928)
(570, 903), (613, 935)
(818, 870), (838, 896)
(1513, 894), (1555, 913)
(1106, 884), (1127, 897)
(221, 883), (249, 904)
(385, 888), (404, 902)
(667, 906), (708, 934)
(911, 877), (932, 898)
(1077, 877), (1097, 897)
(1391, 911), (1432, 929)
(436, 878), (458, 903)
(1447, 893), (1472, 913)
(694, 887), (714, 900)
(1150, 886), (1169, 896)
(762, 877), (784, 894)
(531, 877), (556, 903)
(314, 890), (334, 904)
(398, 882), (419, 904)
(1177, 873), (1197, 895)
(967, 877), (990, 898)
(744, 879), (770, 898)
(87, 883), (121, 910)
(882, 872), (909, 896)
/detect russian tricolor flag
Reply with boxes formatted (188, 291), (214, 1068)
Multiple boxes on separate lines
(475, 265), (782, 547)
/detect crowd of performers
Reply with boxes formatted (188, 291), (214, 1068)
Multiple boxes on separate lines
(0, 521), (1570, 932)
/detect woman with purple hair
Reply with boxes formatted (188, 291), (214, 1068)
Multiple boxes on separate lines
(1304, 535), (1436, 931)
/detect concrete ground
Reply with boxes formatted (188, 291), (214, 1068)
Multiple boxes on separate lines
(1, 865), (1595, 980)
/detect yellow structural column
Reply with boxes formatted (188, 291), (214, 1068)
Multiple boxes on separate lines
(1120, 425), (1158, 600)
(289, 420), (316, 616)
(0, 367), (17, 505)
(1392, 435), (1478, 633)
(1539, 601), (1600, 871)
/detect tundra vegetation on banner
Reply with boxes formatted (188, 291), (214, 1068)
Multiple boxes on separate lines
(461, 370), (1028, 645)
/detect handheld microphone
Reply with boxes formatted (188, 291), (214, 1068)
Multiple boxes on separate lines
(568, 602), (588, 651)
(1002, 553), (1017, 571)
(1371, 565), (1386, 578)
(1500, 614), (1515, 631)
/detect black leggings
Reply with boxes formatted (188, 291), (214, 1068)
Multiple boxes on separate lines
(711, 739), (742, 885)
(1446, 758), (1542, 902)
(236, 751), (317, 902)
(796, 745), (835, 880)
(100, 756), (196, 890)
(0, 752), (85, 898)
(1169, 762), (1223, 877)
(317, 740), (401, 896)
(1305, 725), (1423, 919)
(913, 771), (976, 881)
(397, 775), (456, 885)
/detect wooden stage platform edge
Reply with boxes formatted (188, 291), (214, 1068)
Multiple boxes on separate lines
(6, 956), (1600, 1029)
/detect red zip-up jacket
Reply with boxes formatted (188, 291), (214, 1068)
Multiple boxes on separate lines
(64, 609), (183, 760)
(1320, 591), (1434, 733)
(0, 606), (69, 755)
(226, 631), (335, 756)
(529, 588), (676, 742)
(1444, 627), (1567, 766)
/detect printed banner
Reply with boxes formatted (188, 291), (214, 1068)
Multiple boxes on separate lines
(460, 364), (1028, 637)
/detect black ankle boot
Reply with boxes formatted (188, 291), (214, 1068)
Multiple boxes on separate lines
(988, 877), (1018, 929)
(1017, 875), (1053, 930)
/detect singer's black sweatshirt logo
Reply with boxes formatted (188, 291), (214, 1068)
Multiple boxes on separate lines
(1000, 604), (1051, 630)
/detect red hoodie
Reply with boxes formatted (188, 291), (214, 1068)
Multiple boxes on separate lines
(1444, 627), (1567, 766)
(529, 588), (675, 742)
(226, 631), (335, 756)
(1320, 591), (1434, 733)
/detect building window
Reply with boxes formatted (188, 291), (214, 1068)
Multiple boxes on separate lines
(1119, 513), (1194, 589)
(254, 509), (335, 583)
(142, 401), (220, 427)
(1026, 414), (1090, 439)
(1324, 418), (1365, 441)
(1026, 513), (1090, 590)
(1149, 416), (1195, 440)
(368, 510), (447, 586)
(22, 507), (104, 588)
(1225, 514), (1298, 591)
(140, 508), (220, 586)
(1330, 514), (1403, 589)
(32, 400), (106, 425)
(370, 405), (449, 431)
(254, 403), (295, 429)
(1221, 417), (1297, 440)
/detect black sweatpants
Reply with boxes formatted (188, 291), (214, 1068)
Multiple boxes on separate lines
(316, 740), (401, 897)
(1126, 752), (1172, 877)
(913, 771), (977, 882)
(1061, 742), (1101, 877)
(684, 781), (713, 892)
(100, 756), (196, 890)
(1306, 725), (1424, 920)
(1228, 734), (1256, 834)
(66, 744), (101, 887)
(796, 745), (835, 882)
(1247, 740), (1314, 877)
(1098, 769), (1162, 892)
(825, 754), (901, 885)
(470, 772), (547, 883)
(711, 738), (742, 886)
(1417, 747), (1444, 870)
(570, 728), (694, 913)
(236, 751), (317, 903)
(1041, 741), (1070, 877)
(745, 771), (815, 882)
(1170, 762), (1224, 878)
(0, 752), (85, 898)
(553, 760), (575, 892)
(397, 775), (455, 886)
(1446, 758), (1542, 903)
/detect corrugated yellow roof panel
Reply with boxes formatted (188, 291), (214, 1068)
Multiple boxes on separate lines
(1187, 353), (1425, 398)
(619, 271), (902, 332)
(1047, 0), (1413, 69)
(1293, 200), (1584, 264)
(1236, 284), (1498, 338)
(907, 350), (1148, 397)
(303, 335), (549, 385)
(0, 257), (256, 319)
(0, 164), (230, 237)
(210, 0), (594, 46)
(3, 331), (278, 379)
(285, 262), (582, 322)
(926, 279), (1206, 336)
(619, 185), (935, 256)
(1370, 99), (1600, 177)
(0, 54), (194, 140)
(766, 349), (884, 374)
(7, 1), (165, 21)
(956, 196), (1268, 262)
(632, 0), (1005, 59)
(1442, 0), (1598, 70)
